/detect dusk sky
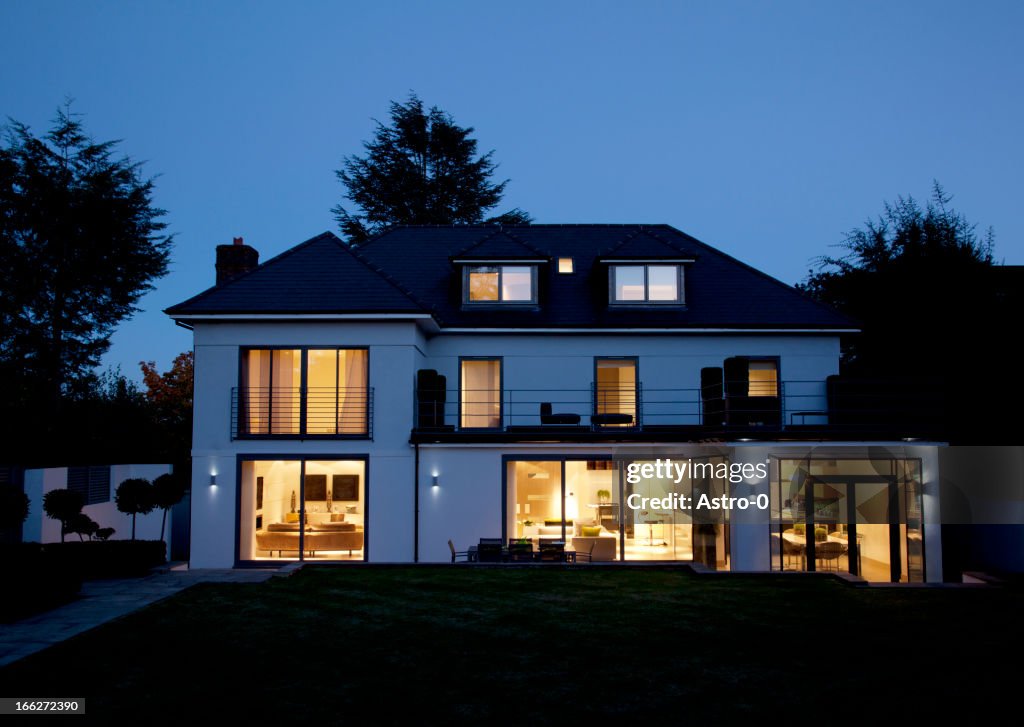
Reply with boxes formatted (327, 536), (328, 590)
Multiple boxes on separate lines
(2, 1), (1022, 378)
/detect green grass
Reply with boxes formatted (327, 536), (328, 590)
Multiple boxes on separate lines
(2, 566), (1020, 722)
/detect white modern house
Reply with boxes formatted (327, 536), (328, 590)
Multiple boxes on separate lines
(168, 225), (945, 581)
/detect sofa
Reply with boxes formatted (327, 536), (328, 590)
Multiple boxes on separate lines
(255, 520), (364, 556)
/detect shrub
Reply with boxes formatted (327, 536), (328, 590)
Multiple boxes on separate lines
(66, 512), (100, 541)
(1, 543), (81, 622)
(0, 484), (30, 530)
(43, 540), (166, 579)
(42, 489), (85, 542)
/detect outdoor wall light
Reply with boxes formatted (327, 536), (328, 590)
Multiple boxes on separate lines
(432, 475), (439, 488)
(210, 474), (217, 486)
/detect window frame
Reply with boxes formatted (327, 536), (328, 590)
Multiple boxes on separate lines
(608, 264), (685, 305)
(238, 346), (371, 440)
(234, 453), (370, 566)
(593, 356), (640, 426)
(463, 264), (538, 305)
(458, 356), (504, 430)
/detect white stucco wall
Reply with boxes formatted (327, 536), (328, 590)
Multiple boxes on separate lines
(23, 463), (173, 544)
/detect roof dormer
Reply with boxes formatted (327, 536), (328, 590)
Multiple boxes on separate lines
(451, 229), (549, 308)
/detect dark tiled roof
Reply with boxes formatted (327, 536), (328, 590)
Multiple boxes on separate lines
(167, 225), (855, 329)
(451, 229), (548, 260)
(165, 232), (422, 315)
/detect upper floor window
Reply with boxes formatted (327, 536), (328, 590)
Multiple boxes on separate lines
(610, 264), (683, 304)
(240, 347), (369, 437)
(465, 265), (536, 304)
(747, 360), (778, 397)
(460, 357), (502, 429)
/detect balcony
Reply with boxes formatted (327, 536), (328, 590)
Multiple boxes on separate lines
(412, 378), (944, 443)
(231, 387), (374, 439)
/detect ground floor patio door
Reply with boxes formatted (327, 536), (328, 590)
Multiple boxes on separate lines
(793, 474), (924, 582)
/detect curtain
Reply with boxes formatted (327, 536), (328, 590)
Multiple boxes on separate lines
(339, 349), (368, 434)
(461, 360), (500, 428)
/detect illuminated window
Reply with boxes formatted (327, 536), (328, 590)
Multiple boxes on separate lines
(465, 266), (536, 303)
(748, 360), (778, 397)
(460, 358), (501, 428)
(558, 257), (574, 274)
(610, 265), (682, 303)
(241, 348), (368, 436)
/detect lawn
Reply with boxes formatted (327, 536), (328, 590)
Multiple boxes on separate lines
(1, 566), (1019, 722)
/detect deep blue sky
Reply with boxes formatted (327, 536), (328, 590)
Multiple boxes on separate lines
(2, 1), (1022, 379)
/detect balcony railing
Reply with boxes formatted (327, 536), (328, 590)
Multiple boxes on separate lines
(414, 379), (943, 435)
(231, 387), (373, 439)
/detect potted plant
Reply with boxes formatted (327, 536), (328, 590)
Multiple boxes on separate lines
(596, 489), (611, 503)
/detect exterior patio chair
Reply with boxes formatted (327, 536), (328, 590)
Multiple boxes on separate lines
(538, 540), (566, 562)
(508, 539), (534, 562)
(448, 539), (470, 563)
(477, 538), (504, 562)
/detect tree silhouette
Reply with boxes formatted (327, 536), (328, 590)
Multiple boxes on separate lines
(115, 478), (155, 540)
(42, 488), (84, 543)
(333, 93), (530, 244)
(0, 103), (172, 427)
(152, 472), (187, 542)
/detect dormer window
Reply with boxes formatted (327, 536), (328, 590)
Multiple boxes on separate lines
(610, 264), (684, 304)
(464, 265), (537, 304)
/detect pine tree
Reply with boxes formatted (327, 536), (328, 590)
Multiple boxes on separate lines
(333, 93), (529, 244)
(0, 104), (171, 418)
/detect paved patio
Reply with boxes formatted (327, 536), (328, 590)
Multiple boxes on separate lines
(0, 564), (296, 668)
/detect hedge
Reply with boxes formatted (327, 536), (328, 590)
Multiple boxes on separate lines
(1, 543), (82, 623)
(42, 540), (167, 580)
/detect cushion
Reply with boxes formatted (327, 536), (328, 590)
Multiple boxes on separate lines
(314, 522), (355, 532)
(330, 513), (346, 523)
(581, 526), (602, 537)
(285, 512), (300, 523)
(538, 526), (562, 536)
(267, 522), (300, 532)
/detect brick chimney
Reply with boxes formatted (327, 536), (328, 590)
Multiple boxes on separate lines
(215, 236), (259, 284)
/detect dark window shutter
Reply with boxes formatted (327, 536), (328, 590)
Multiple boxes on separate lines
(723, 357), (749, 398)
(67, 466), (110, 505)
(67, 467), (89, 500)
(88, 467), (111, 505)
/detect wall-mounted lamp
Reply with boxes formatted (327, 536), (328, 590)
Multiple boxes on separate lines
(210, 474), (217, 486)
(432, 475), (439, 488)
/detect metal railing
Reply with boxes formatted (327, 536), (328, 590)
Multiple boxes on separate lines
(231, 387), (373, 439)
(413, 378), (941, 433)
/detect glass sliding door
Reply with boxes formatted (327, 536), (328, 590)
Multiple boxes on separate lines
(461, 358), (501, 429)
(614, 457), (727, 566)
(506, 459), (623, 562)
(566, 460), (620, 562)
(773, 458), (925, 582)
(508, 460), (563, 543)
(239, 458), (366, 562)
